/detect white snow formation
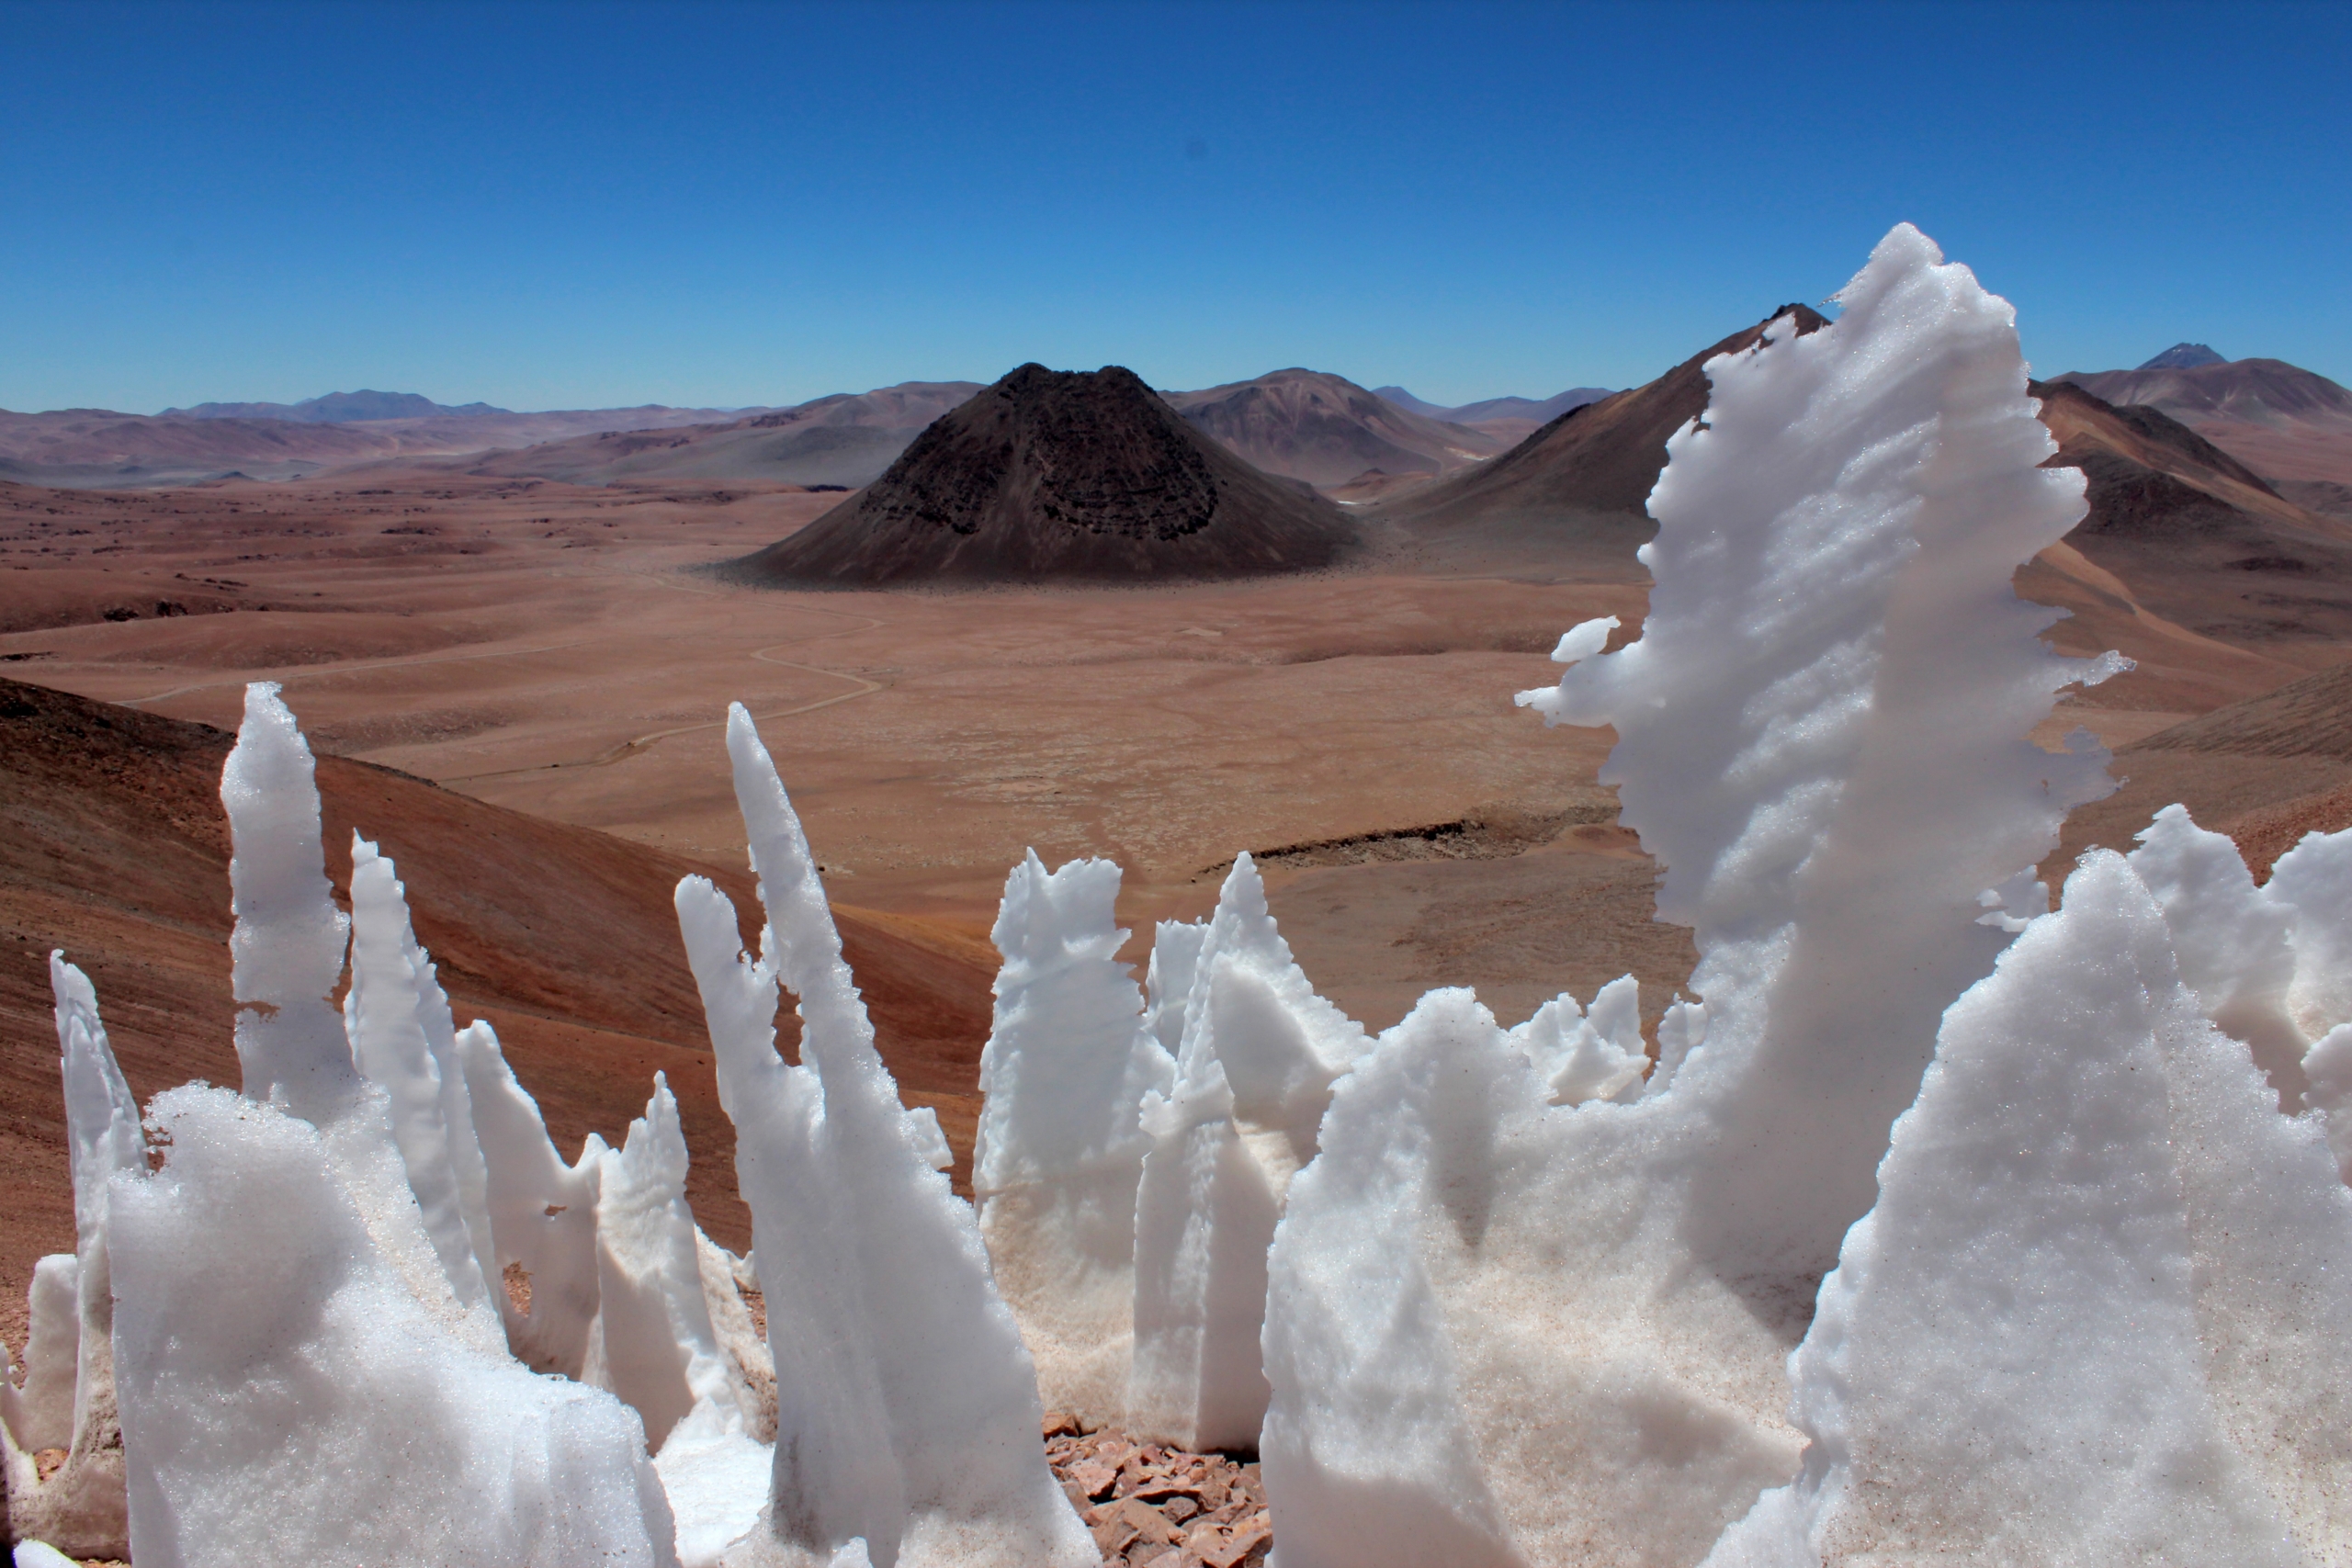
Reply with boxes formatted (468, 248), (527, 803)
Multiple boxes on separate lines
(584, 1072), (777, 1566)
(98, 683), (681, 1566)
(1260, 220), (2127, 1565)
(2130, 803), (2352, 1181)
(1509, 975), (1646, 1106)
(670, 705), (1093, 1568)
(112, 1083), (680, 1568)
(1704, 850), (2352, 1565)
(1144, 916), (1207, 1057)
(971, 851), (1173, 1424)
(345, 832), (502, 1314)
(458, 1013), (611, 1375)
(0, 956), (143, 1558)
(1127, 852), (1372, 1450)
(586, 1074), (764, 1454)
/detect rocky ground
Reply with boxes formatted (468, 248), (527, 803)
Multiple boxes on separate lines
(1043, 1416), (1272, 1568)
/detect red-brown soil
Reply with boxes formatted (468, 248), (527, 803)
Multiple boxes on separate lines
(1044, 1420), (1270, 1568)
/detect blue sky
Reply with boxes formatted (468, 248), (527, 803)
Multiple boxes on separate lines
(3, 0), (2345, 412)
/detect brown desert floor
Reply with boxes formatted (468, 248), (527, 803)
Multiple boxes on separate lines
(0, 470), (1661, 939)
(8, 465), (2352, 1355)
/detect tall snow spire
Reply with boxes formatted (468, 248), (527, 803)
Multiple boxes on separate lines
(220, 682), (359, 1120)
(1127, 852), (1369, 1450)
(344, 833), (500, 1312)
(670, 705), (1094, 1568)
(972, 850), (1171, 1424)
(1264, 221), (2129, 1566)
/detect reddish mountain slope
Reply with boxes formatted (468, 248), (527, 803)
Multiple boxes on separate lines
(0, 678), (997, 1341)
(2029, 378), (2352, 648)
(1162, 369), (1505, 489)
(1366, 305), (1830, 570)
(2053, 357), (2352, 487)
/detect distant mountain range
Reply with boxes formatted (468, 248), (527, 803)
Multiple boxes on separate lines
(462, 370), (1611, 494)
(464, 383), (986, 490)
(2052, 354), (2352, 497)
(11, 346), (2346, 535)
(1162, 369), (1508, 489)
(0, 400), (777, 489)
(1372, 385), (1614, 427)
(159, 389), (514, 423)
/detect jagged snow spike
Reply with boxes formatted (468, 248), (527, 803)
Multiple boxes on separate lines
(1264, 223), (2134, 1567)
(456, 1019), (606, 1376)
(220, 682), (359, 1122)
(665, 705), (1091, 1568)
(1703, 851), (2352, 1564)
(1128, 851), (1369, 1450)
(973, 850), (1170, 1424)
(345, 834), (500, 1310)
(0, 955), (144, 1557)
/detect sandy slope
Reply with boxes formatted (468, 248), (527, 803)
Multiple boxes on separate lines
(0, 674), (1001, 1350)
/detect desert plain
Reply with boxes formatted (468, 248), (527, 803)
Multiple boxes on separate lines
(8, 341), (2352, 1370)
(0, 464), (1679, 1330)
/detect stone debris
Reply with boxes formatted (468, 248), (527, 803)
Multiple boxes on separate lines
(1044, 1416), (1272, 1568)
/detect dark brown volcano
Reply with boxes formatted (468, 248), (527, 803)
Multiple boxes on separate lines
(728, 364), (1363, 585)
(1368, 306), (1831, 571)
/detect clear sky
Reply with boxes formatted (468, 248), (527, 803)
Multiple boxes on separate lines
(3, 0), (2345, 413)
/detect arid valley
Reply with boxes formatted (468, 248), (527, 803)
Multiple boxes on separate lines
(10, 333), (2352, 1336)
(11, 4), (2352, 1561)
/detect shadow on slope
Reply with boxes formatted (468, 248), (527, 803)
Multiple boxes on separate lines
(1364, 306), (1831, 577)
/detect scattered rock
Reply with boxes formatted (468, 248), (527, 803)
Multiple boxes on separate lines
(1046, 1426), (1271, 1567)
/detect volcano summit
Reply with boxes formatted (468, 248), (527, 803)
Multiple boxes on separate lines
(729, 363), (1362, 585)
